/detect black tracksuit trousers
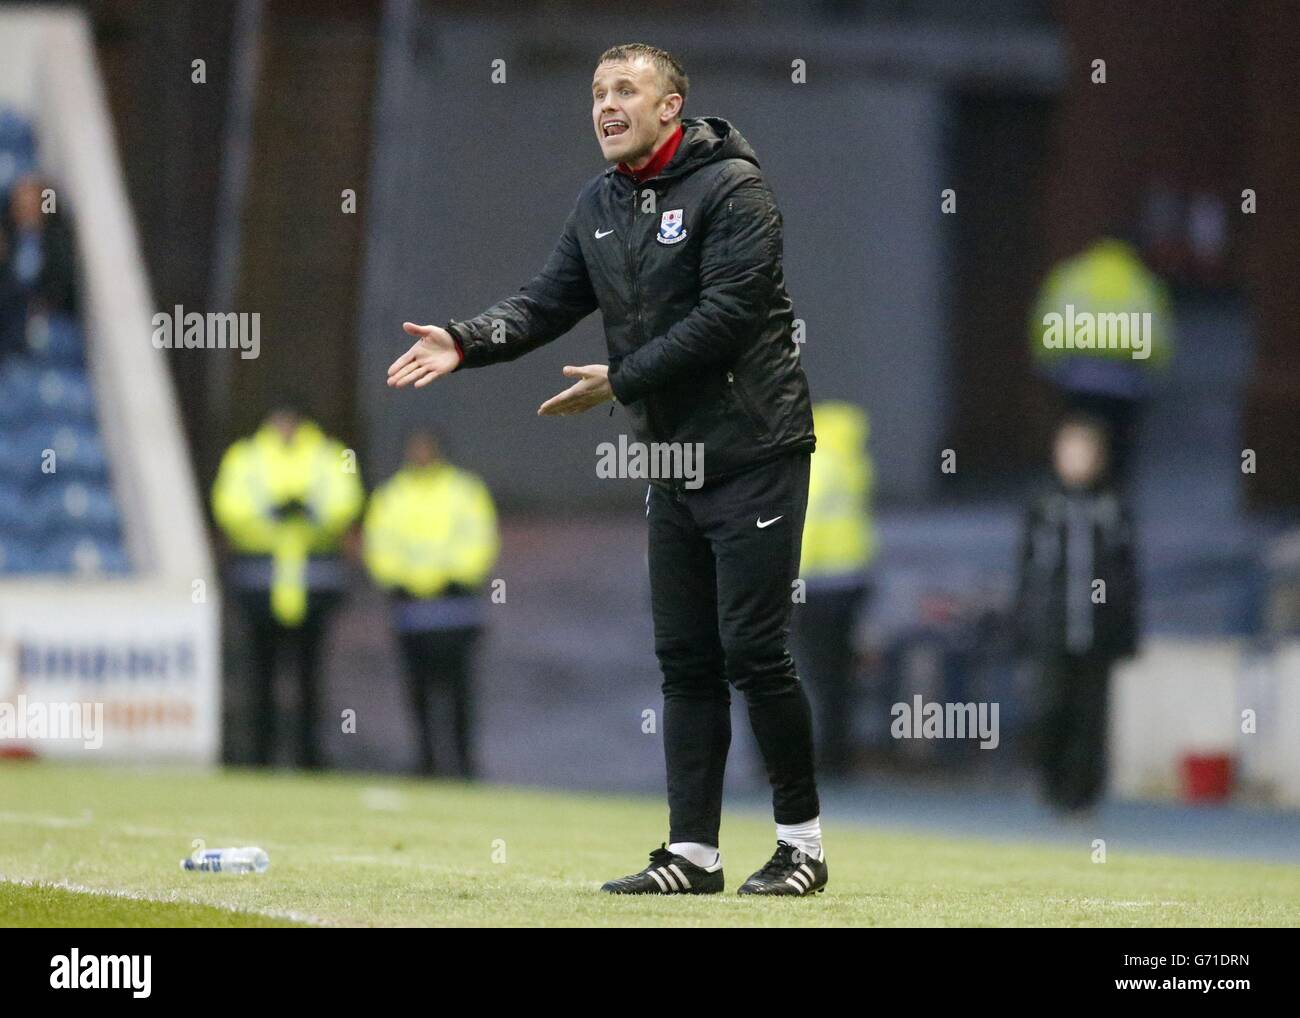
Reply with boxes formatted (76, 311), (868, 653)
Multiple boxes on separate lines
(648, 450), (820, 846)
(236, 589), (341, 769)
(791, 581), (870, 778)
(1038, 653), (1112, 812)
(397, 626), (481, 779)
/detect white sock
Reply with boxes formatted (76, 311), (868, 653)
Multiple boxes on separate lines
(776, 816), (824, 861)
(669, 841), (722, 870)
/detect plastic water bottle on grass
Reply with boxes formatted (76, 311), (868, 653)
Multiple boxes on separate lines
(180, 847), (269, 873)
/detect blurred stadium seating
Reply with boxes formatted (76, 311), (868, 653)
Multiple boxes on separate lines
(0, 9), (218, 763)
(1, 80), (137, 576)
(0, 281), (129, 575)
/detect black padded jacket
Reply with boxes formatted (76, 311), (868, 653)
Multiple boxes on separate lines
(446, 115), (815, 487)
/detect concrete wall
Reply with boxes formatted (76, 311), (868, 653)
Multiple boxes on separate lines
(1111, 638), (1300, 807)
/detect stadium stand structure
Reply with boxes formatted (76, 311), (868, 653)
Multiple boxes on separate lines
(0, 9), (219, 763)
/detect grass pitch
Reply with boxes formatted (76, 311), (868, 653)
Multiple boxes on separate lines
(0, 761), (1295, 927)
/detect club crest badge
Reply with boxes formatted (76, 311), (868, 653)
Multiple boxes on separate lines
(657, 209), (688, 245)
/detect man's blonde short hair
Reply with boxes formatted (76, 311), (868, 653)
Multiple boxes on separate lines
(597, 43), (689, 115)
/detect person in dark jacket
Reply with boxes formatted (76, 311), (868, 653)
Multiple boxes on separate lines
(1, 173), (78, 361)
(387, 43), (826, 895)
(211, 406), (365, 769)
(0, 228), (23, 363)
(363, 430), (500, 779)
(4, 173), (78, 313)
(1015, 414), (1140, 816)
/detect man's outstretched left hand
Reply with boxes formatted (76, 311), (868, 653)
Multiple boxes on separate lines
(538, 364), (614, 416)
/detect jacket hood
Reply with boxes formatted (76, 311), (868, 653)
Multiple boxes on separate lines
(610, 117), (759, 184)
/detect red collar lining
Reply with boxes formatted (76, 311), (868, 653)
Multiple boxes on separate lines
(616, 123), (684, 184)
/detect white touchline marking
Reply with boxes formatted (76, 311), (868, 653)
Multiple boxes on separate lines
(120, 824), (187, 838)
(360, 787), (406, 812)
(0, 809), (94, 828)
(0, 811), (248, 841)
(1045, 897), (1180, 908)
(0, 876), (334, 927)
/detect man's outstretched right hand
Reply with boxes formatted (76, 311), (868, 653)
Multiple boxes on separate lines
(387, 322), (461, 388)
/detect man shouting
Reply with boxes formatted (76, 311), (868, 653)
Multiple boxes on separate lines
(387, 43), (825, 896)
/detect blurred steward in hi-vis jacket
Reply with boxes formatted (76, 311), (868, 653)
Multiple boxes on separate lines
(211, 407), (364, 768)
(1015, 414), (1140, 816)
(791, 401), (876, 778)
(363, 430), (499, 778)
(1031, 236), (1173, 482)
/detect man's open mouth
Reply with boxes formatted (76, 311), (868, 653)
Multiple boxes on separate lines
(602, 119), (629, 138)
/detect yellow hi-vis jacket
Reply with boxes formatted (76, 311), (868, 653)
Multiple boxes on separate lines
(363, 463), (499, 600)
(800, 401), (876, 580)
(1031, 238), (1173, 369)
(211, 420), (364, 626)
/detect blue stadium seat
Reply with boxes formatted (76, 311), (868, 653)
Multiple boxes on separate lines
(0, 108), (36, 158)
(0, 423), (47, 485)
(0, 121), (133, 577)
(0, 422), (104, 486)
(0, 357), (39, 425)
(29, 422), (110, 484)
(0, 481), (129, 575)
(0, 535), (43, 574)
(29, 365), (96, 422)
(0, 107), (37, 194)
(25, 312), (85, 366)
(0, 479), (40, 539)
(46, 534), (130, 575)
(36, 479), (122, 539)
